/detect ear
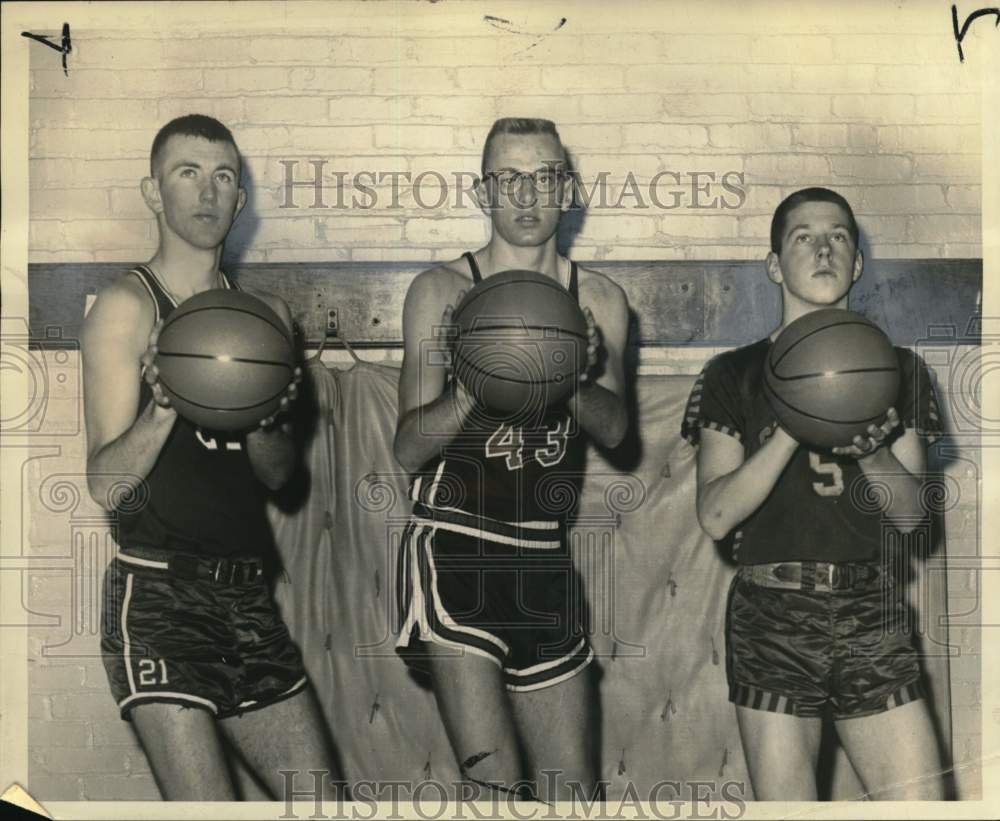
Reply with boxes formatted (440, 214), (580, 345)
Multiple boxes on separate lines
(765, 250), (783, 285)
(474, 176), (494, 215)
(851, 247), (864, 283)
(140, 176), (163, 215)
(235, 186), (248, 219)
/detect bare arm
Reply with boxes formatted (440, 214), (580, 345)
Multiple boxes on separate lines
(393, 270), (474, 474)
(832, 407), (928, 532)
(567, 279), (629, 449)
(244, 294), (299, 491)
(83, 281), (178, 511)
(695, 425), (800, 541)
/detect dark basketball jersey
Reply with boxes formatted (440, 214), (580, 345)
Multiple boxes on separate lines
(409, 254), (586, 524)
(114, 266), (277, 558)
(681, 338), (942, 564)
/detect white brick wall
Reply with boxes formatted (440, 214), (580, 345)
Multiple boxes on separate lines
(26, 4), (983, 265)
(22, 0), (985, 803)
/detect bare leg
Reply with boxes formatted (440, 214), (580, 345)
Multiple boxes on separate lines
(835, 700), (944, 800)
(130, 703), (236, 800)
(735, 706), (823, 800)
(510, 666), (596, 802)
(425, 643), (523, 798)
(219, 687), (342, 802)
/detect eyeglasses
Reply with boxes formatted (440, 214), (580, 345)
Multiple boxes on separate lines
(483, 168), (566, 194)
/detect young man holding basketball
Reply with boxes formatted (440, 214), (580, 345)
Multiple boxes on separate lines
(394, 117), (629, 801)
(82, 115), (339, 800)
(682, 187), (943, 800)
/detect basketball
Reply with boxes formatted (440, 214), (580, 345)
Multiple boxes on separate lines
(762, 308), (900, 449)
(154, 288), (295, 431)
(452, 269), (588, 415)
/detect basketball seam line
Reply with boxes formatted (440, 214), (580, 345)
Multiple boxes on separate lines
(156, 351), (294, 368)
(455, 358), (577, 386)
(455, 277), (578, 322)
(768, 366), (899, 382)
(763, 373), (894, 425)
(458, 325), (588, 342)
(156, 374), (289, 413)
(771, 320), (891, 370)
(163, 304), (291, 343)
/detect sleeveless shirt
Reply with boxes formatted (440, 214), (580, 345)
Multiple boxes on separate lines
(409, 254), (586, 524)
(114, 265), (277, 558)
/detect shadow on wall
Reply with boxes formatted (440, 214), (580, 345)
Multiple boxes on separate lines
(223, 152), (261, 270)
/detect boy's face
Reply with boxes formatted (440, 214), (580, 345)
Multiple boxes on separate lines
(767, 200), (862, 307)
(477, 132), (570, 249)
(145, 134), (246, 250)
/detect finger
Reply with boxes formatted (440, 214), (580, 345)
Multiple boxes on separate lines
(151, 385), (171, 408)
(149, 319), (163, 346)
(441, 305), (455, 329)
(852, 434), (872, 452)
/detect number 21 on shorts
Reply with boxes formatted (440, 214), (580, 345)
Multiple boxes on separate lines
(137, 658), (169, 686)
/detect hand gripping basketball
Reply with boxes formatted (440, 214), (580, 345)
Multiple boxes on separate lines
(441, 291), (473, 411)
(831, 406), (900, 460)
(578, 306), (599, 385)
(257, 366), (303, 430)
(140, 320), (176, 414)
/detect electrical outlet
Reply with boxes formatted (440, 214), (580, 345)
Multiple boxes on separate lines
(326, 308), (339, 337)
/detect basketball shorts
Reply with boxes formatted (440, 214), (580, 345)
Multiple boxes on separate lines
(395, 504), (593, 692)
(101, 547), (309, 720)
(726, 564), (924, 720)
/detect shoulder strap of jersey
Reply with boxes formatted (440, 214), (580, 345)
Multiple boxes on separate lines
(220, 271), (239, 290)
(569, 261), (579, 301)
(128, 264), (174, 324)
(463, 251), (482, 283)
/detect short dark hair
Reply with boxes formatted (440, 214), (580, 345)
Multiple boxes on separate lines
(770, 187), (859, 254)
(481, 117), (566, 175)
(150, 114), (240, 178)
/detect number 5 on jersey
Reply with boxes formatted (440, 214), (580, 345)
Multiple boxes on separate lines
(809, 451), (845, 497)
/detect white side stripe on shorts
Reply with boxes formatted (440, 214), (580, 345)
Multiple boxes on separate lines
(121, 573), (137, 696)
(504, 638), (587, 677)
(427, 460), (446, 507)
(237, 675), (308, 709)
(117, 552), (170, 570)
(424, 527), (510, 654)
(411, 516), (561, 549)
(506, 646), (594, 693)
(118, 691), (219, 714)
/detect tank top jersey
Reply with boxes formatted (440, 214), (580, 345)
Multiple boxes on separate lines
(409, 253), (586, 524)
(681, 338), (943, 564)
(115, 265), (277, 558)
